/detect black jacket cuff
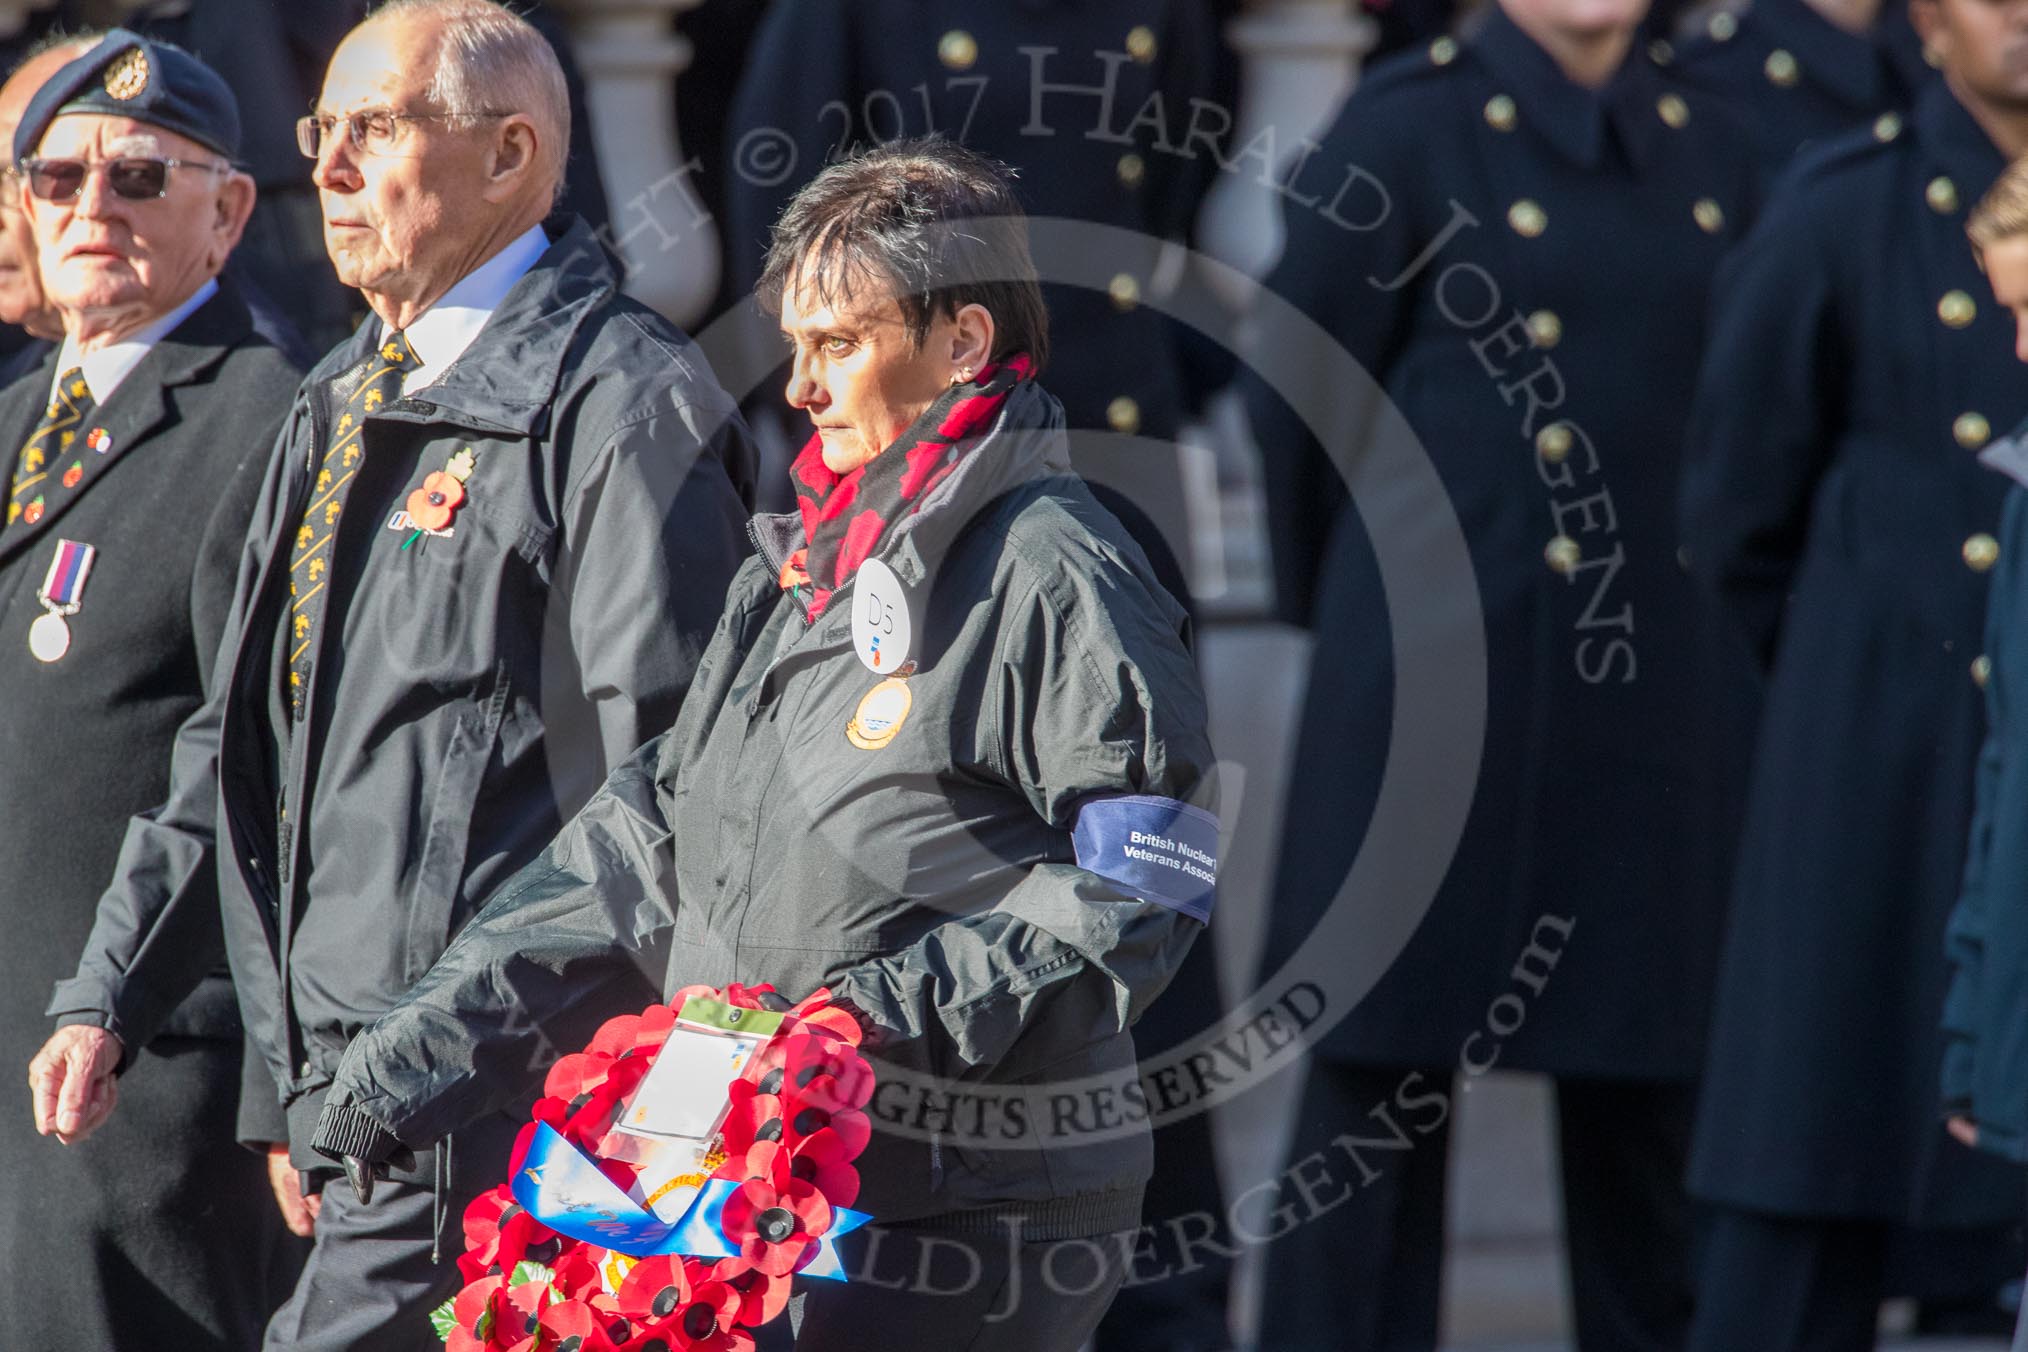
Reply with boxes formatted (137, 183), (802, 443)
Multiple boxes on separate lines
(311, 1100), (404, 1164)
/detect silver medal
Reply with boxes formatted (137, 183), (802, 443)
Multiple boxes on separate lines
(28, 609), (70, 663)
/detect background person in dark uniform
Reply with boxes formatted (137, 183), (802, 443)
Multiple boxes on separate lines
(724, 12), (1234, 1347)
(0, 37), (92, 386)
(0, 30), (308, 1349)
(1938, 154), (2028, 1352)
(723, 0), (1218, 547)
(25, 4), (756, 1348)
(1677, 0), (2028, 1343)
(1671, 0), (1929, 179)
(1242, 0), (1759, 1345)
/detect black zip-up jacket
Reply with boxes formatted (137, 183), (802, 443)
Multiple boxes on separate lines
(50, 216), (756, 1155)
(315, 383), (1216, 1236)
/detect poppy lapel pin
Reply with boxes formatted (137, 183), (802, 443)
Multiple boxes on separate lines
(401, 447), (477, 549)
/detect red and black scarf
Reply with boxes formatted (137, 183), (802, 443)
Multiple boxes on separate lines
(781, 352), (1034, 620)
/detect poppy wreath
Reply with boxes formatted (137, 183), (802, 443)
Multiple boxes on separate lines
(429, 983), (874, 1350)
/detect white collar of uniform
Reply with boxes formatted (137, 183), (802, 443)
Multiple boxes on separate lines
(387, 223), (548, 393)
(53, 275), (219, 408)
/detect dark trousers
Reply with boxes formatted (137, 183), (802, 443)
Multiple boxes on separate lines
(3, 1036), (302, 1351)
(1686, 1209), (1883, 1352)
(264, 1114), (520, 1352)
(1094, 922), (1233, 1352)
(1254, 1060), (1695, 1352)
(772, 1220), (1128, 1351)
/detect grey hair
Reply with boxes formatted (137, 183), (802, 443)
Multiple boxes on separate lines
(370, 0), (569, 202)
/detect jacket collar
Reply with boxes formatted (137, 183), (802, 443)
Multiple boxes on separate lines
(0, 279), (254, 568)
(1752, 0), (1923, 111)
(312, 213), (618, 439)
(749, 381), (1074, 592)
(1470, 6), (1663, 172)
(1915, 78), (2008, 207)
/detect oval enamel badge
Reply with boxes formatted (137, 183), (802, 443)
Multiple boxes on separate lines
(846, 677), (912, 750)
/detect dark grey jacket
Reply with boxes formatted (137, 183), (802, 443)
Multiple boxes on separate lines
(315, 383), (1215, 1236)
(51, 216), (756, 1155)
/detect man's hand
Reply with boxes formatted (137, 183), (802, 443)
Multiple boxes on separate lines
(1948, 1115), (1980, 1149)
(266, 1144), (320, 1237)
(27, 1025), (123, 1144)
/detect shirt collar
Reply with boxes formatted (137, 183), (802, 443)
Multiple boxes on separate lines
(1471, 7), (1662, 172)
(384, 223), (549, 392)
(54, 275), (218, 407)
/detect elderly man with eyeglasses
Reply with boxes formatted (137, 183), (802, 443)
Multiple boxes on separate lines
(0, 26), (312, 1352)
(27, 2), (757, 1347)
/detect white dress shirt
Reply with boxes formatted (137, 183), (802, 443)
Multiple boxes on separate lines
(387, 224), (549, 394)
(52, 276), (219, 407)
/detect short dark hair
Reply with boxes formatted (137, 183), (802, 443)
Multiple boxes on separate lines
(756, 135), (1051, 374)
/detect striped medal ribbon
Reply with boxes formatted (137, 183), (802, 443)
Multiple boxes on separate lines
(29, 537), (95, 663)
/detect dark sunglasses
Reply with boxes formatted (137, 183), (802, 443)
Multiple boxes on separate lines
(19, 156), (227, 203)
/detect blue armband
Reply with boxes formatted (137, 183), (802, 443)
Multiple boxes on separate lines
(1071, 794), (1219, 922)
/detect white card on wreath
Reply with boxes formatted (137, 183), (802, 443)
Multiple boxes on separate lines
(614, 1023), (763, 1141)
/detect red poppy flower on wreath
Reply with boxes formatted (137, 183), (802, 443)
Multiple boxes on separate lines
(455, 1269), (550, 1352)
(536, 1297), (629, 1352)
(407, 470), (466, 532)
(614, 1257), (753, 1351)
(718, 1080), (784, 1158)
(726, 1127), (861, 1211)
(709, 1256), (792, 1327)
(783, 989), (862, 1046)
(720, 1176), (834, 1277)
(781, 1034), (874, 1110)
(779, 1071), (872, 1158)
(446, 1274), (506, 1352)
(456, 1187), (563, 1285)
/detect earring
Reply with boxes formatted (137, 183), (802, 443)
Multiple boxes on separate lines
(952, 367), (973, 386)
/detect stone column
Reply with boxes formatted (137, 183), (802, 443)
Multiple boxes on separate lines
(1195, 0), (1377, 306)
(550, 0), (719, 326)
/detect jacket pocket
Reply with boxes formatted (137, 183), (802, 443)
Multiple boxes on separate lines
(404, 670), (508, 983)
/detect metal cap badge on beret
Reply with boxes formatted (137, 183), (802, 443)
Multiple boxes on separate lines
(13, 29), (241, 166)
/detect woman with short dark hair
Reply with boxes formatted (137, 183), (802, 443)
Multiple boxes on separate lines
(310, 136), (1218, 1349)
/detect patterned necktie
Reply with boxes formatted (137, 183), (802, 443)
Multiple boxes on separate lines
(286, 331), (415, 720)
(6, 366), (95, 533)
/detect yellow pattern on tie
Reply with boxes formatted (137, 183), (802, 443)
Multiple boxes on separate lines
(286, 332), (415, 719)
(6, 366), (95, 531)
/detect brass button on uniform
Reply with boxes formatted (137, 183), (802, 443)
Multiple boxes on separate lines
(1527, 309), (1563, 348)
(1874, 112), (1903, 142)
(1927, 176), (1960, 214)
(1973, 654), (1993, 688)
(1126, 25), (1157, 63)
(1537, 422), (1574, 463)
(1764, 49), (1800, 86)
(1649, 39), (1675, 65)
(1430, 36), (1459, 65)
(1964, 533), (2001, 572)
(1956, 412), (1993, 449)
(1117, 153), (1145, 189)
(1545, 535), (1582, 576)
(1708, 11), (1738, 40)
(1508, 199), (1547, 237)
(1108, 272), (1140, 311)
(938, 29), (978, 70)
(1484, 94), (1518, 131)
(1939, 290), (1977, 328)
(1693, 198), (1725, 234)
(1657, 93), (1690, 128)
(1107, 396), (1141, 436)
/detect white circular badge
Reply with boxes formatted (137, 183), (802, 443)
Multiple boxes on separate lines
(851, 557), (912, 675)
